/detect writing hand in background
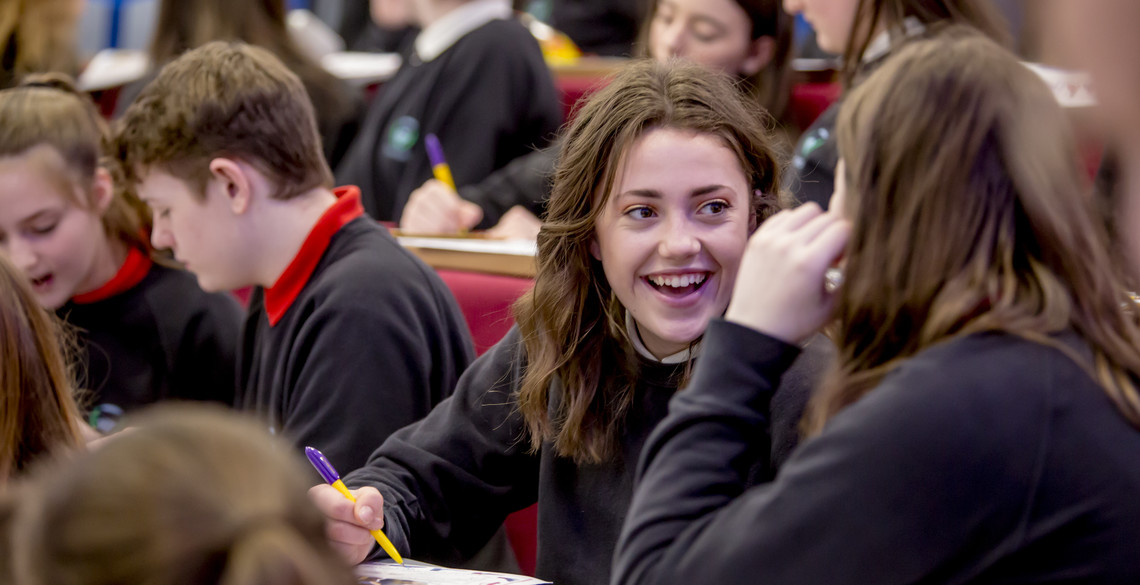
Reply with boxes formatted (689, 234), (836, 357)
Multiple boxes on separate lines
(486, 205), (542, 241)
(400, 179), (483, 235)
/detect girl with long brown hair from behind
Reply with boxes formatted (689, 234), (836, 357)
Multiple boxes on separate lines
(311, 59), (830, 585)
(617, 32), (1140, 584)
(0, 252), (83, 482)
(1, 405), (358, 585)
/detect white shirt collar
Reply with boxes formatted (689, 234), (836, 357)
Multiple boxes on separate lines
(862, 16), (925, 63)
(414, 0), (513, 62)
(625, 312), (700, 364)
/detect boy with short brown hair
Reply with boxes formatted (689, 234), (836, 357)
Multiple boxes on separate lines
(116, 41), (474, 475)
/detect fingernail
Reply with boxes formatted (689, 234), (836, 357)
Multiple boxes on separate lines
(359, 506), (374, 523)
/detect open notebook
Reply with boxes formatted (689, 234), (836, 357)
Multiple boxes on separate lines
(357, 561), (550, 585)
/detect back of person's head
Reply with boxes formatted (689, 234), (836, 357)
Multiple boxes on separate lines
(0, 253), (83, 482)
(150, 0), (290, 64)
(805, 31), (1140, 433)
(116, 41), (333, 202)
(0, 74), (148, 254)
(640, 0), (794, 121)
(0, 0), (80, 89)
(514, 58), (785, 464)
(841, 0), (1010, 84)
(5, 404), (357, 585)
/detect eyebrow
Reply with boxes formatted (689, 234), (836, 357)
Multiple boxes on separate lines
(619, 185), (732, 199)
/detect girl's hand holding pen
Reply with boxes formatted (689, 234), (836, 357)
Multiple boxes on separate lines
(725, 203), (850, 345)
(309, 483), (389, 564)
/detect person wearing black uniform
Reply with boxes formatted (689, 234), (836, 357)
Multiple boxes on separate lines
(312, 61), (831, 585)
(615, 34), (1140, 585)
(400, 0), (795, 238)
(335, 0), (561, 222)
(0, 76), (243, 434)
(782, 0), (1009, 209)
(115, 42), (474, 476)
(60, 256), (242, 432)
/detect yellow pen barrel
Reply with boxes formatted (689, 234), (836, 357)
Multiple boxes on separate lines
(432, 163), (457, 191)
(331, 479), (405, 564)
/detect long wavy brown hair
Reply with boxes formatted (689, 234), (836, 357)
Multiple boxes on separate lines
(838, 0), (1010, 86)
(515, 59), (784, 463)
(0, 253), (83, 482)
(804, 32), (1140, 434)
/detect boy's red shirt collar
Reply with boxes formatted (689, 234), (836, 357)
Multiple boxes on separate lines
(71, 247), (153, 304)
(263, 186), (365, 326)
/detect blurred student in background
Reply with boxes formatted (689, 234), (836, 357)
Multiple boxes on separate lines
(644, 0), (794, 130)
(335, 0), (562, 222)
(1048, 0), (1140, 279)
(0, 0), (81, 89)
(0, 253), (85, 483)
(0, 75), (242, 434)
(399, 0), (794, 238)
(1, 405), (358, 585)
(116, 0), (361, 168)
(783, 0), (1009, 208)
(313, 60), (829, 585)
(615, 32), (1140, 584)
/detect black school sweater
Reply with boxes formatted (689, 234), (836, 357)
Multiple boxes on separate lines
(334, 18), (562, 221)
(238, 214), (474, 476)
(344, 325), (831, 585)
(615, 319), (1140, 585)
(58, 260), (243, 432)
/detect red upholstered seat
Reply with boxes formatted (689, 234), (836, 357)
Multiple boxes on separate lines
(434, 268), (538, 575)
(435, 269), (533, 356)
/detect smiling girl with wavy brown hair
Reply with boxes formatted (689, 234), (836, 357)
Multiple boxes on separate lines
(311, 59), (829, 585)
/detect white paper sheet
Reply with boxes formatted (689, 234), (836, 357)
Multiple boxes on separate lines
(397, 237), (537, 257)
(357, 561), (551, 585)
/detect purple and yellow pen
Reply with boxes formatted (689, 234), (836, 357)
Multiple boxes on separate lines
(305, 446), (404, 564)
(425, 133), (457, 191)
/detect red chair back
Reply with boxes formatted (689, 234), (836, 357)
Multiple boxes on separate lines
(434, 269), (539, 576)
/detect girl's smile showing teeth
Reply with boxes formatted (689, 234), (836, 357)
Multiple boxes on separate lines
(645, 272), (709, 295)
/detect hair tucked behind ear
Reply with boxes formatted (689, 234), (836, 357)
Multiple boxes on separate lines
(7, 405), (356, 585)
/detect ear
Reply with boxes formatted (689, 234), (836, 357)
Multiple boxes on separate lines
(740, 36), (776, 77)
(208, 158), (253, 215)
(90, 167), (116, 215)
(589, 236), (602, 261)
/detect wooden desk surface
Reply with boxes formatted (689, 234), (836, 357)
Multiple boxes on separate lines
(397, 236), (537, 278)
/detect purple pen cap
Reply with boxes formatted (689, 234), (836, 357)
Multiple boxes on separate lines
(305, 446), (341, 485)
(425, 133), (447, 168)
